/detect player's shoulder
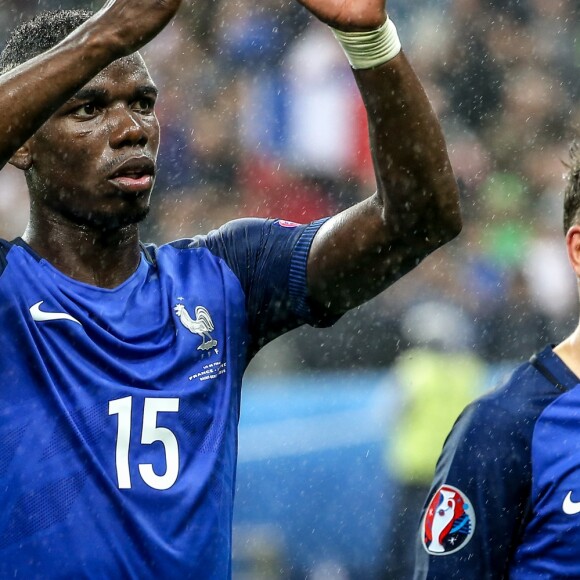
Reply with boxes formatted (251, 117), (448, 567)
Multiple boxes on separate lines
(144, 218), (288, 254)
(175, 218), (279, 249)
(0, 238), (12, 266)
(141, 218), (272, 264)
(479, 345), (575, 409)
(142, 217), (323, 271)
(461, 345), (576, 439)
(0, 237), (35, 278)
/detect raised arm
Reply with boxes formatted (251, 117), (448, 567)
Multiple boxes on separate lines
(0, 0), (181, 170)
(299, 0), (462, 314)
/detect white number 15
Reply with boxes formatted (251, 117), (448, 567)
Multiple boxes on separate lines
(108, 396), (180, 491)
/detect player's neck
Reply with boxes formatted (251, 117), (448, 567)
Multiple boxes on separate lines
(22, 216), (142, 289)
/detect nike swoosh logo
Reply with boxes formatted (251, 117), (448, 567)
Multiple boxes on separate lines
(29, 301), (82, 325)
(563, 491), (580, 515)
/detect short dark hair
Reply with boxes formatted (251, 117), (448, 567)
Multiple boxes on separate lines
(563, 141), (580, 233)
(0, 10), (93, 75)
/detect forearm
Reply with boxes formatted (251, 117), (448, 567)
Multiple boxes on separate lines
(354, 51), (461, 243)
(306, 47), (461, 311)
(0, 19), (121, 169)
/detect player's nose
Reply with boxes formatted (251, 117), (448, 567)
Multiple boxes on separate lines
(108, 107), (148, 149)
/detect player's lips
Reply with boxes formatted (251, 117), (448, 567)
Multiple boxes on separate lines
(107, 157), (155, 193)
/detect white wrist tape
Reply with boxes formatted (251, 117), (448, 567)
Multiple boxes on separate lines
(331, 18), (402, 70)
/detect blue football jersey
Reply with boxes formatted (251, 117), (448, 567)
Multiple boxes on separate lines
(0, 217), (330, 579)
(414, 345), (580, 579)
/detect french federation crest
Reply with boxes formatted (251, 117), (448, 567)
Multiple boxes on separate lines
(422, 484), (475, 555)
(174, 304), (218, 351)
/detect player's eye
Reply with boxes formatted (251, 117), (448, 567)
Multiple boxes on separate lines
(74, 103), (99, 118)
(134, 98), (155, 114)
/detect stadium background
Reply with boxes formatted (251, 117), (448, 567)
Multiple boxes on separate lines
(0, 0), (577, 577)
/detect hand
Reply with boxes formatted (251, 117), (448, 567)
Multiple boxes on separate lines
(296, 0), (387, 32)
(95, 0), (183, 57)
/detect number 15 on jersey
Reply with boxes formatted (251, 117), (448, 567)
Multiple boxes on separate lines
(109, 396), (180, 491)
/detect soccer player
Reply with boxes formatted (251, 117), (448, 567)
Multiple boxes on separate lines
(0, 0), (461, 577)
(415, 144), (580, 578)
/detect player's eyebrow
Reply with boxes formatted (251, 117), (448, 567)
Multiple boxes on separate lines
(65, 85), (158, 104)
(66, 87), (108, 104)
(135, 85), (159, 99)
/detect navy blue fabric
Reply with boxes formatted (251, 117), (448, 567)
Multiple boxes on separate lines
(415, 345), (579, 579)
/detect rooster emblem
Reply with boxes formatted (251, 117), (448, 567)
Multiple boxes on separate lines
(174, 304), (218, 351)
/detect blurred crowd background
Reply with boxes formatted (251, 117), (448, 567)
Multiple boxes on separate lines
(0, 0), (578, 577)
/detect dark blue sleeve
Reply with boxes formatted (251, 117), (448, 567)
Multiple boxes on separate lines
(414, 397), (532, 580)
(188, 217), (339, 351)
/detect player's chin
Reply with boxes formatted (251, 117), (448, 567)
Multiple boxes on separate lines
(90, 189), (153, 228)
(104, 206), (151, 229)
(99, 205), (151, 230)
(64, 204), (151, 231)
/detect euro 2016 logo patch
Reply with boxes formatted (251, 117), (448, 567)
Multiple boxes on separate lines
(422, 485), (475, 555)
(276, 220), (301, 228)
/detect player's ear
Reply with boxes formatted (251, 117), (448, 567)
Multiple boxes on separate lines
(8, 143), (32, 171)
(565, 225), (580, 277)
